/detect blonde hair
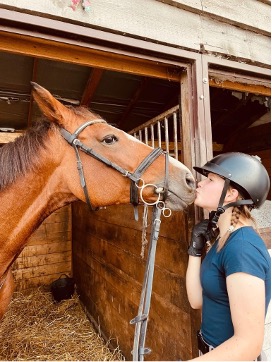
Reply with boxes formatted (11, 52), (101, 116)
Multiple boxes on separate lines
(217, 204), (258, 251)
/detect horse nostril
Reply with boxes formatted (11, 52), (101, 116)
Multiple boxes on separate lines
(186, 173), (195, 190)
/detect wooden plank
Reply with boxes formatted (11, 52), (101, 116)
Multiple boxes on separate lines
(73, 254), (192, 360)
(180, 68), (195, 169)
(15, 266), (71, 291)
(19, 241), (71, 257)
(14, 272), (72, 291)
(157, 0), (270, 34)
(73, 228), (189, 311)
(72, 202), (144, 232)
(72, 207), (191, 308)
(72, 215), (188, 274)
(13, 206), (72, 290)
(209, 77), (271, 96)
(13, 261), (71, 280)
(72, 202), (187, 242)
(44, 205), (71, 222)
(44, 220), (71, 234)
(27, 232), (71, 246)
(200, 17), (270, 65)
(15, 251), (71, 269)
(201, 0), (270, 34)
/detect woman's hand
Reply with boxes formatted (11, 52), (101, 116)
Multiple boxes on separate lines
(188, 220), (209, 257)
(186, 220), (209, 309)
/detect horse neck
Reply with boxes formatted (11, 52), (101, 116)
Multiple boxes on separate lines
(0, 143), (76, 269)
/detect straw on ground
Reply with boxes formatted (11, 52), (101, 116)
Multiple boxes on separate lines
(0, 287), (124, 361)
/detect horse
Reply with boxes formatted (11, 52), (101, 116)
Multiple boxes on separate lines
(0, 82), (195, 319)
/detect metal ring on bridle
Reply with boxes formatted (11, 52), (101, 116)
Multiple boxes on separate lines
(135, 178), (145, 189)
(140, 183), (162, 206)
(162, 208), (172, 218)
(156, 201), (172, 218)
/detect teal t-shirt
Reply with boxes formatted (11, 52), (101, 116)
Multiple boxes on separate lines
(200, 226), (271, 347)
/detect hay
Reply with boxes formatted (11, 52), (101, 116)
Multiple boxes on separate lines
(0, 287), (125, 361)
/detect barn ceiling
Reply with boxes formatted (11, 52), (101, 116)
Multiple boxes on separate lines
(0, 51), (180, 133)
(0, 51), (270, 155)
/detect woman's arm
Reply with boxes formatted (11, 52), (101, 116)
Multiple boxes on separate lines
(189, 272), (265, 361)
(186, 256), (203, 309)
(186, 220), (209, 309)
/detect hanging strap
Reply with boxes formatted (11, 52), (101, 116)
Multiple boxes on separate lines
(130, 205), (162, 361)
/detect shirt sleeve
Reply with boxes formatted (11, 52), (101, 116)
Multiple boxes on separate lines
(221, 235), (269, 281)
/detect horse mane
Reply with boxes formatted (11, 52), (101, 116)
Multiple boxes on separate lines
(0, 119), (54, 191)
(0, 106), (104, 191)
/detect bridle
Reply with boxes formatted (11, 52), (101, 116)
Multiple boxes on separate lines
(59, 119), (169, 216)
(60, 119), (172, 361)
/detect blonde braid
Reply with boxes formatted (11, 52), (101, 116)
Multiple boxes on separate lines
(217, 206), (241, 251)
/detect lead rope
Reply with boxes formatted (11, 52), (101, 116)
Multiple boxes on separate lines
(130, 205), (162, 361)
(130, 191), (171, 361)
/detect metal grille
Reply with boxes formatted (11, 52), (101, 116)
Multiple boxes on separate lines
(129, 105), (182, 161)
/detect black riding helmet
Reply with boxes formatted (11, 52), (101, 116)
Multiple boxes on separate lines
(194, 152), (270, 229)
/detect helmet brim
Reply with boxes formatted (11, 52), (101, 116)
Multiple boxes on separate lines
(193, 162), (233, 179)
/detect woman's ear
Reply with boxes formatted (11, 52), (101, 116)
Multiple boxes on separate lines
(225, 188), (239, 202)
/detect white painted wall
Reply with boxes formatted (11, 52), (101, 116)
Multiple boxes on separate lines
(0, 0), (270, 66)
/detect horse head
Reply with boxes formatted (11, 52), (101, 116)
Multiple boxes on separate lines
(31, 82), (195, 212)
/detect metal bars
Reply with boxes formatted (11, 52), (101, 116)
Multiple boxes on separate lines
(129, 105), (181, 161)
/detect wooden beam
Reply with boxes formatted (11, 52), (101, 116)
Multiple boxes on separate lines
(80, 68), (104, 106)
(118, 77), (149, 128)
(209, 77), (271, 96)
(0, 31), (181, 82)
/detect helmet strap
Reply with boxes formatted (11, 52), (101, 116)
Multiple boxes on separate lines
(207, 178), (254, 233)
(209, 178), (230, 228)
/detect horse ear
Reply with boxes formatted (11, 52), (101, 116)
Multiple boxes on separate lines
(31, 82), (69, 125)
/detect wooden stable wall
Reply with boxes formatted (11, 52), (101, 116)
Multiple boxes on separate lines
(13, 205), (72, 290)
(72, 202), (197, 361)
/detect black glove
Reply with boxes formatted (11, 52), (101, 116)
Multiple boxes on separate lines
(188, 219), (209, 257)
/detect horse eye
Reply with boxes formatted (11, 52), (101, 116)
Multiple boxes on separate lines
(102, 135), (118, 145)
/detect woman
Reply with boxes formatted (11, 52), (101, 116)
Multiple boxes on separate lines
(186, 152), (271, 361)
